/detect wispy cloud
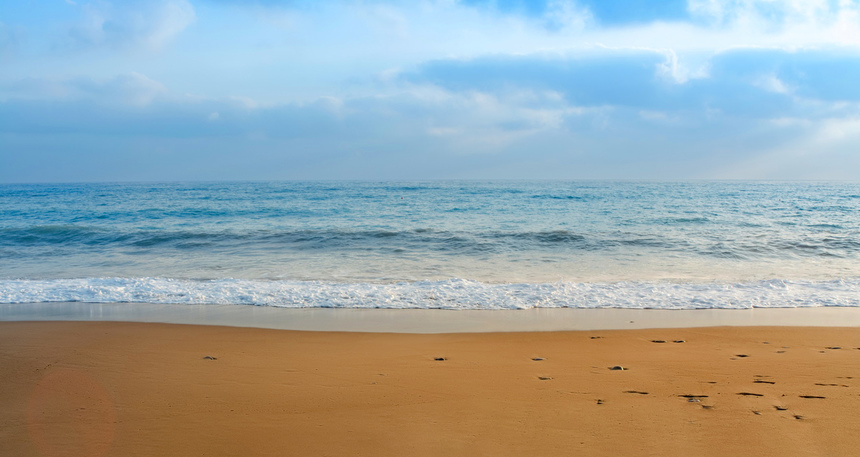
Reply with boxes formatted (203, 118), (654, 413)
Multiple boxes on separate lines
(1, 73), (166, 106)
(65, 0), (195, 51)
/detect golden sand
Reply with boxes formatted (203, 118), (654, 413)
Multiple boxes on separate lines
(2, 321), (860, 456)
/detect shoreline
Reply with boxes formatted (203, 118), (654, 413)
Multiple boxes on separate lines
(4, 302), (860, 332)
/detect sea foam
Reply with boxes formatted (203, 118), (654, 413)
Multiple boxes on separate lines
(1, 278), (859, 310)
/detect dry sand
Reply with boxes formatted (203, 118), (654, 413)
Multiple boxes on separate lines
(3, 321), (860, 456)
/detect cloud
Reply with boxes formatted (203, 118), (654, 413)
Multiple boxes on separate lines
(1, 67), (853, 181)
(404, 51), (672, 107)
(2, 82), (561, 162)
(0, 73), (166, 106)
(685, 0), (860, 47)
(706, 48), (860, 102)
(66, 0), (195, 51)
(401, 46), (860, 121)
(689, 0), (851, 25)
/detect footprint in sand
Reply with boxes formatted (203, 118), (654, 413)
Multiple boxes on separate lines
(679, 394), (709, 400)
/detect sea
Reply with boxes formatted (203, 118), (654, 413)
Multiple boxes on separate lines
(1, 181), (859, 310)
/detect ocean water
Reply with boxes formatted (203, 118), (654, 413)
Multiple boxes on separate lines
(1, 181), (859, 309)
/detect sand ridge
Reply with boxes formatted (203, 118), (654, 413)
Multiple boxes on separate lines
(2, 321), (860, 456)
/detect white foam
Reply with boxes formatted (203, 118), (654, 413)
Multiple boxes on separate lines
(1, 277), (860, 309)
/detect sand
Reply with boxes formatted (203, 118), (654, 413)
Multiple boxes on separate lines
(6, 302), (860, 332)
(3, 321), (860, 456)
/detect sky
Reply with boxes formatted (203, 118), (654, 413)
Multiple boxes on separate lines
(2, 0), (860, 182)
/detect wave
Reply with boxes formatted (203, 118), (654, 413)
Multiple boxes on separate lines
(3, 225), (858, 260)
(2, 278), (859, 310)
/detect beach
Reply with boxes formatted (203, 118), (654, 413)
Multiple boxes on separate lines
(4, 320), (860, 456)
(3, 182), (860, 455)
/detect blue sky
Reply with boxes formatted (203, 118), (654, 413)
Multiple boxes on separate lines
(2, 0), (860, 181)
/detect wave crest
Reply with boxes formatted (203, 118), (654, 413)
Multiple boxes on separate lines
(2, 278), (859, 310)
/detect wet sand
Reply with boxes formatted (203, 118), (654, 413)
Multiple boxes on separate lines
(6, 302), (860, 332)
(3, 321), (860, 456)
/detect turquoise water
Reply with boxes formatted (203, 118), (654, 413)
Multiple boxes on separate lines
(2, 181), (859, 309)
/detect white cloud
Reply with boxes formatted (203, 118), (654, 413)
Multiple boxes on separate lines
(753, 73), (792, 94)
(543, 0), (593, 31)
(655, 48), (711, 83)
(685, 0), (860, 46)
(688, 0), (835, 25)
(67, 0), (195, 51)
(813, 116), (860, 144)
